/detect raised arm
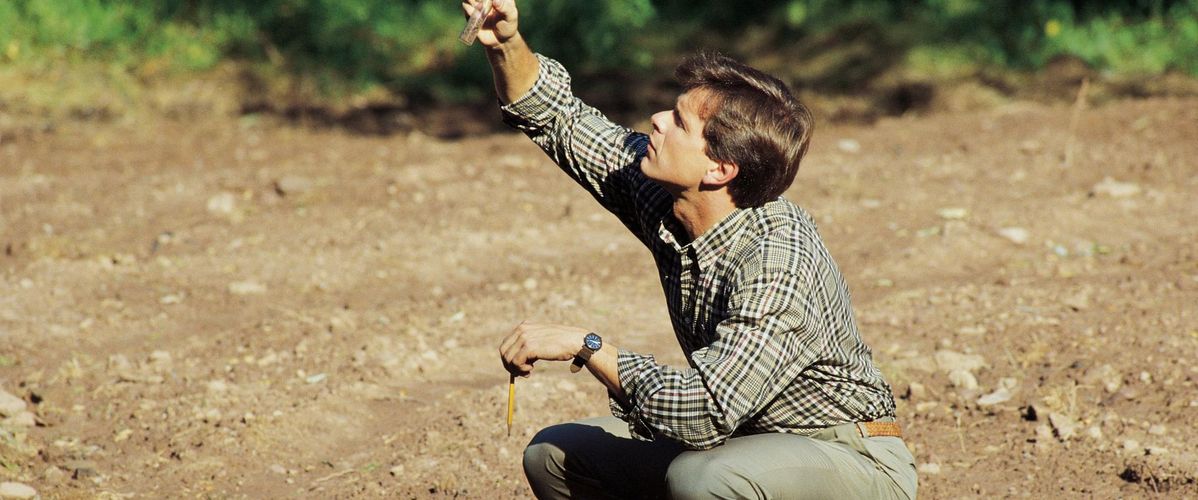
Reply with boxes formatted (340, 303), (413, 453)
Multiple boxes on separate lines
(463, 0), (670, 244)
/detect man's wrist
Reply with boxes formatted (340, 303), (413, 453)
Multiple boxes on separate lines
(484, 32), (526, 60)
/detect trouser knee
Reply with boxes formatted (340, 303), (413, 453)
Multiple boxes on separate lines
(523, 428), (568, 488)
(666, 453), (749, 500)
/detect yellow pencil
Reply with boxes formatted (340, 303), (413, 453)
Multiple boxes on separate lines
(506, 374), (516, 437)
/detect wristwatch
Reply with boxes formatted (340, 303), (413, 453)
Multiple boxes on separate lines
(570, 332), (602, 373)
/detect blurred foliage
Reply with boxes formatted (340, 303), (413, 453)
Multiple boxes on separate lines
(0, 0), (1196, 104)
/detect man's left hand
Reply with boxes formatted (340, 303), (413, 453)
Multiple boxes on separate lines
(499, 321), (589, 377)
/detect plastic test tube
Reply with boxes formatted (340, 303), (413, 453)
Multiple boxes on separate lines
(459, 0), (493, 46)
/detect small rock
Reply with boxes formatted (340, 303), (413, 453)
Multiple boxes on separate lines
(207, 380), (229, 393)
(1122, 439), (1141, 454)
(228, 280), (267, 295)
(1086, 426), (1103, 440)
(305, 373), (327, 384)
(0, 390), (26, 417)
(1145, 446), (1168, 456)
(976, 386), (1014, 406)
(1148, 424), (1167, 436)
(273, 175), (314, 196)
(907, 382), (927, 400)
(1035, 424), (1055, 443)
(389, 465), (405, 477)
(996, 227), (1029, 245)
(936, 207), (968, 220)
(3, 411), (36, 428)
(43, 466), (67, 484)
(1092, 177), (1141, 198)
(66, 460), (99, 479)
(1048, 412), (1079, 441)
(113, 428), (133, 443)
(270, 464), (287, 475)
(934, 350), (987, 373)
(522, 278), (538, 290)
(206, 192), (238, 216)
(1062, 289), (1091, 311)
(837, 138), (861, 153)
(916, 463), (941, 475)
(0, 482), (36, 499)
(948, 369), (978, 390)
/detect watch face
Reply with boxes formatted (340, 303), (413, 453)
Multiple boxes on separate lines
(584, 333), (602, 350)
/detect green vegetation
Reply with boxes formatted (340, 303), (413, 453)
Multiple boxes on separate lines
(0, 0), (1196, 106)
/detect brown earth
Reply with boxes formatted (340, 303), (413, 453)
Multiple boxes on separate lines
(1, 94), (1197, 498)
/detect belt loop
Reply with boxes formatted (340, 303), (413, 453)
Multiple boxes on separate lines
(855, 422), (869, 438)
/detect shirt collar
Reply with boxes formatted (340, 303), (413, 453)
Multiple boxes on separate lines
(656, 208), (751, 270)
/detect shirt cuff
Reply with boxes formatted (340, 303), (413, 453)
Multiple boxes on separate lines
(607, 348), (663, 440)
(499, 53), (574, 132)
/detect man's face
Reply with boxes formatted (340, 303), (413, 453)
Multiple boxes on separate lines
(640, 90), (718, 195)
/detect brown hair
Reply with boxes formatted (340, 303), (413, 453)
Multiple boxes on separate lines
(675, 52), (814, 208)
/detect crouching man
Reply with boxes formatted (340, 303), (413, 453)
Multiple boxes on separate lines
(468, 0), (918, 498)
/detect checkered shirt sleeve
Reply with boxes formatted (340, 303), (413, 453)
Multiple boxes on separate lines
(613, 270), (826, 449)
(499, 54), (669, 243)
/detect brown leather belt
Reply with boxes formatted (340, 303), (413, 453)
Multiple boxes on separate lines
(858, 421), (903, 439)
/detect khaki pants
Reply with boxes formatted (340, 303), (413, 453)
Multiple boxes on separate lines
(523, 417), (917, 500)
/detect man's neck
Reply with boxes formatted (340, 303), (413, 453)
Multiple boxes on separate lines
(671, 191), (738, 243)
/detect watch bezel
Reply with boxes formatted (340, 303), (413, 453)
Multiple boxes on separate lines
(583, 332), (602, 351)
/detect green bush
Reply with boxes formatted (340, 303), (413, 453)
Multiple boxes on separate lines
(0, 0), (1195, 104)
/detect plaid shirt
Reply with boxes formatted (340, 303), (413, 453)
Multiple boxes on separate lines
(501, 54), (897, 450)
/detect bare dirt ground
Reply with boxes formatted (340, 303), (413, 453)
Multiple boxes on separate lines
(2, 95), (1197, 499)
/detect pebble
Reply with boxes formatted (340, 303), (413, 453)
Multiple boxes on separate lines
(66, 460), (99, 479)
(43, 466), (67, 484)
(3, 411), (36, 427)
(837, 138), (861, 153)
(270, 464), (287, 475)
(907, 382), (927, 400)
(390, 465), (405, 477)
(0, 482), (36, 499)
(997, 227), (1029, 245)
(1061, 289), (1091, 310)
(305, 373), (328, 384)
(976, 386), (1014, 406)
(228, 280), (267, 295)
(274, 175), (314, 196)
(1086, 426), (1103, 439)
(916, 463), (941, 475)
(1122, 439), (1141, 454)
(1092, 177), (1141, 198)
(936, 207), (968, 220)
(0, 390), (26, 417)
(948, 369), (978, 390)
(934, 350), (987, 373)
(206, 192), (238, 216)
(1148, 424), (1167, 436)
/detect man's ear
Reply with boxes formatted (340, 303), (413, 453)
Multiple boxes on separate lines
(702, 161), (738, 188)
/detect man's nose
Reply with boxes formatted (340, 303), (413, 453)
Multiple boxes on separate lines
(650, 111), (668, 132)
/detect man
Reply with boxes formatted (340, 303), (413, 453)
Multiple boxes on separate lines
(470, 1), (917, 498)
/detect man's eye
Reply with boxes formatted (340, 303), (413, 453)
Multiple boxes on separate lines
(673, 111), (684, 129)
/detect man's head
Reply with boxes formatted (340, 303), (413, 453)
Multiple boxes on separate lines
(640, 52), (814, 208)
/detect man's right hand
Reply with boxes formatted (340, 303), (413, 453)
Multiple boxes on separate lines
(461, 0), (518, 49)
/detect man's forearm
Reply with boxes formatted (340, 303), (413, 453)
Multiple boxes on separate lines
(485, 33), (539, 104)
(586, 342), (627, 403)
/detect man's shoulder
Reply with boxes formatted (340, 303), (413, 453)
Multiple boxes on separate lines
(734, 198), (825, 276)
